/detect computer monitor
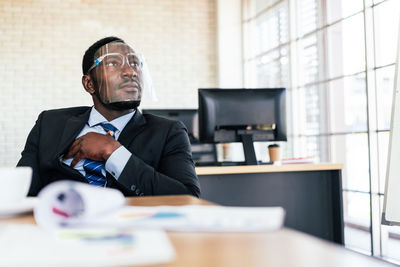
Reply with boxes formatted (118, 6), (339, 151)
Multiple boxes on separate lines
(141, 109), (199, 142)
(198, 88), (287, 165)
(141, 109), (217, 164)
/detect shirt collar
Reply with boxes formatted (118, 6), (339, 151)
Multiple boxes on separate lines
(88, 106), (136, 132)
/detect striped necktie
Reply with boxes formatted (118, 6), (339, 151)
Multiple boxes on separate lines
(83, 122), (118, 187)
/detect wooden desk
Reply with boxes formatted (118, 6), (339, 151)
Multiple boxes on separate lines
(1, 195), (392, 267)
(196, 163), (344, 244)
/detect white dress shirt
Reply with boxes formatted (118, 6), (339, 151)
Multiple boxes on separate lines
(62, 106), (134, 180)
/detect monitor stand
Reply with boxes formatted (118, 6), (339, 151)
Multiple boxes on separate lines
(240, 133), (258, 165)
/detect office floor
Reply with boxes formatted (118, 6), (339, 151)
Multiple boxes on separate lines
(345, 226), (400, 264)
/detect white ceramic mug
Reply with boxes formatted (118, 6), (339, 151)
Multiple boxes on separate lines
(0, 167), (32, 205)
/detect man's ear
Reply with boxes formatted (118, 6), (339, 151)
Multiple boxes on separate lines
(82, 75), (96, 95)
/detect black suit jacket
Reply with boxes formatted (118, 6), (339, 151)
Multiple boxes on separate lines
(17, 107), (200, 197)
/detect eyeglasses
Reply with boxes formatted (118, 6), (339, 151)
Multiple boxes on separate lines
(87, 53), (143, 74)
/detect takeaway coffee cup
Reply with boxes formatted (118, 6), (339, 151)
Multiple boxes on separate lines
(0, 167), (32, 205)
(268, 144), (281, 162)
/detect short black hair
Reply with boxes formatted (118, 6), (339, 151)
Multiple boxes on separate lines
(82, 36), (125, 75)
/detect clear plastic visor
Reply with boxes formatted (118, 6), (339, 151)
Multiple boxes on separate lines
(88, 42), (156, 105)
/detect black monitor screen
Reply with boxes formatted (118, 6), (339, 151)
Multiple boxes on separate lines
(142, 108), (217, 165)
(198, 88), (286, 165)
(141, 109), (199, 142)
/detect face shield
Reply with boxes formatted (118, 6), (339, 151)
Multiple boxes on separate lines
(87, 42), (156, 110)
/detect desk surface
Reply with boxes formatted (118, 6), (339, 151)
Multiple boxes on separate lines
(196, 163), (343, 175)
(1, 195), (392, 267)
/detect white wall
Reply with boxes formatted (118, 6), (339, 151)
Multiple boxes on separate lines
(0, 0), (218, 166)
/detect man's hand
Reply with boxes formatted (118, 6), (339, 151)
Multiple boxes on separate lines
(63, 132), (121, 167)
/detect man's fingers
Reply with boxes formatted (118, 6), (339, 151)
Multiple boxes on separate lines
(70, 152), (83, 167)
(64, 139), (81, 159)
(64, 133), (118, 164)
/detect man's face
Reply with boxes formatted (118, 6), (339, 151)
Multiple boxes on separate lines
(91, 42), (143, 104)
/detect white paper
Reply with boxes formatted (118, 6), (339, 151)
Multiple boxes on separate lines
(35, 181), (125, 228)
(0, 224), (175, 266)
(88, 205), (286, 232)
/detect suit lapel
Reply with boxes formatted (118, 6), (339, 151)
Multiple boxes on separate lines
(52, 108), (144, 180)
(118, 110), (147, 147)
(54, 108), (91, 158)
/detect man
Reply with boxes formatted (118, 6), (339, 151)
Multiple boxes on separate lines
(17, 36), (200, 197)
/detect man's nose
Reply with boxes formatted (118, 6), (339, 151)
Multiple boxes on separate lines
(121, 62), (137, 77)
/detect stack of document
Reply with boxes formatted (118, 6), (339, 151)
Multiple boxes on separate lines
(74, 205), (285, 232)
(34, 181), (285, 232)
(281, 157), (315, 164)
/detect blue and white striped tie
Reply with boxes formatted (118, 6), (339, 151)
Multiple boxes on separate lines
(83, 122), (117, 187)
